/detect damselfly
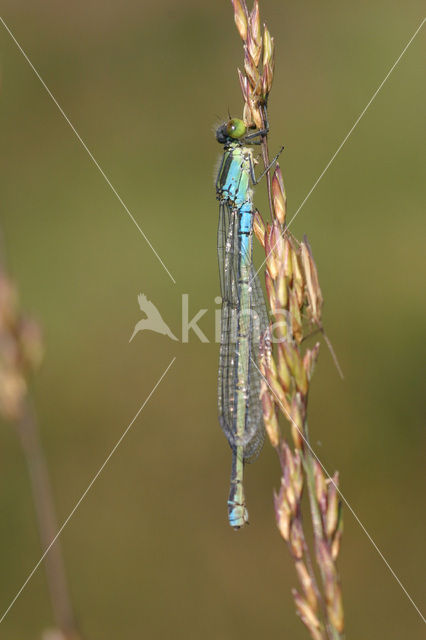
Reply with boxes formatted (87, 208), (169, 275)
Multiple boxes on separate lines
(215, 117), (281, 529)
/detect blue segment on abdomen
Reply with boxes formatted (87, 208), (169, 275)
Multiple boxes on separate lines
(239, 201), (252, 257)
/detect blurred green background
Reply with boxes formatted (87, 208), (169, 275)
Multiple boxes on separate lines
(0, 1), (425, 638)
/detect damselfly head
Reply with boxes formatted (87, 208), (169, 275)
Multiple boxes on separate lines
(215, 118), (247, 144)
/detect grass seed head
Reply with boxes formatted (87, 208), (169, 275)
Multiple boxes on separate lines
(290, 518), (305, 559)
(247, 27), (262, 69)
(291, 248), (305, 307)
(289, 288), (303, 343)
(296, 561), (319, 614)
(265, 226), (279, 280)
(301, 237), (323, 325)
(250, 98), (263, 128)
(274, 487), (291, 541)
(292, 589), (324, 640)
(253, 209), (266, 247)
(292, 449), (304, 501)
(314, 460), (328, 522)
(272, 165), (287, 224)
(317, 540), (344, 632)
(264, 269), (276, 313)
(244, 45), (260, 90)
(249, 0), (262, 48)
(262, 24), (273, 68)
(283, 342), (308, 395)
(289, 394), (304, 449)
(261, 377), (280, 447)
(231, 0), (248, 41)
(227, 4), (343, 635)
(331, 510), (344, 561)
(242, 101), (254, 127)
(303, 343), (321, 381)
(237, 68), (249, 101)
(277, 342), (291, 391)
(261, 61), (274, 99)
(275, 268), (289, 311)
(325, 472), (340, 539)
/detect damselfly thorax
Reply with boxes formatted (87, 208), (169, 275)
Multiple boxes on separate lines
(216, 143), (256, 207)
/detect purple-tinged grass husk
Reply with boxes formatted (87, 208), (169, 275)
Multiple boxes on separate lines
(229, 2), (345, 638)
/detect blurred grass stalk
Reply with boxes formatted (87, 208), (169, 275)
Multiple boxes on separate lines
(230, 2), (344, 638)
(0, 244), (82, 640)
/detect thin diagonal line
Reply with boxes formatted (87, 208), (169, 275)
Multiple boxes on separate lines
(286, 17), (425, 230)
(252, 17), (425, 283)
(0, 357), (176, 625)
(252, 356), (426, 623)
(0, 16), (176, 285)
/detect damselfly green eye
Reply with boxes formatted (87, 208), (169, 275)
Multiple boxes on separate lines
(226, 118), (246, 139)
